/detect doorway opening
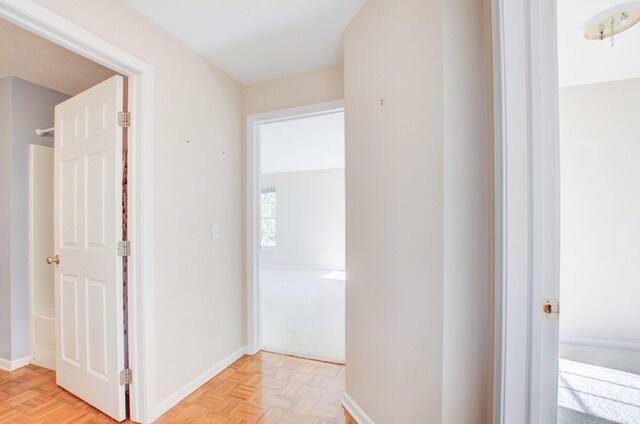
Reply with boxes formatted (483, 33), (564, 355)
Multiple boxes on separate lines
(246, 101), (345, 364)
(491, 0), (640, 422)
(1, 16), (128, 421)
(0, 3), (155, 420)
(556, 2), (640, 423)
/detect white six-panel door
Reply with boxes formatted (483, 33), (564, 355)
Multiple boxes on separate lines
(53, 75), (126, 421)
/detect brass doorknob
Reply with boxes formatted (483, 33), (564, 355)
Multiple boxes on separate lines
(46, 255), (61, 265)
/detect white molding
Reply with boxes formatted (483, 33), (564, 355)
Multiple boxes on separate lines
(490, 1), (506, 421)
(246, 100), (344, 356)
(528, 2), (561, 423)
(491, 0), (533, 421)
(154, 347), (247, 419)
(493, 0), (560, 423)
(560, 337), (640, 352)
(247, 100), (345, 125)
(342, 393), (375, 424)
(0, 356), (31, 371)
(0, 1), (156, 422)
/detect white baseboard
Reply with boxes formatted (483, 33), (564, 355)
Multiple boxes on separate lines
(0, 355), (31, 371)
(342, 393), (375, 424)
(560, 337), (640, 352)
(260, 264), (342, 272)
(154, 346), (246, 419)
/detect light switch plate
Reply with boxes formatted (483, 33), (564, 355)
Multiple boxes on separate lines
(211, 224), (220, 239)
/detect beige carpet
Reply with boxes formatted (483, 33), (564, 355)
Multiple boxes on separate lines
(260, 266), (345, 363)
(558, 358), (640, 424)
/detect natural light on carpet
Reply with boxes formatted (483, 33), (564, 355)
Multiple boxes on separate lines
(322, 270), (346, 281)
(558, 358), (640, 424)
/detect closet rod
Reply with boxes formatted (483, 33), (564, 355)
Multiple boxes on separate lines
(35, 127), (54, 136)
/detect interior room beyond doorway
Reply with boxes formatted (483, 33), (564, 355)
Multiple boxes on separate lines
(258, 110), (346, 364)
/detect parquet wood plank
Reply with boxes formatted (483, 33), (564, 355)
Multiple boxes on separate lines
(0, 352), (356, 423)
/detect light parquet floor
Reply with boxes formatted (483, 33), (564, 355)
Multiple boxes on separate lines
(0, 351), (356, 424)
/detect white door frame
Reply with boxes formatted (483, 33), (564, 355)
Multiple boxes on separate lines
(491, 0), (560, 423)
(0, 1), (156, 422)
(245, 100), (344, 355)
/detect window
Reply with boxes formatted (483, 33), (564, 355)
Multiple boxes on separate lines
(260, 187), (277, 248)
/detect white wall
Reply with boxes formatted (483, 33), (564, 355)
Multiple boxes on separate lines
(559, 78), (640, 346)
(260, 169), (345, 270)
(344, 0), (491, 422)
(0, 77), (70, 362)
(31, 0), (245, 410)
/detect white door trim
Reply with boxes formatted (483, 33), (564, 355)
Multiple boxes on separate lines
(245, 100), (344, 355)
(0, 1), (156, 422)
(492, 0), (560, 423)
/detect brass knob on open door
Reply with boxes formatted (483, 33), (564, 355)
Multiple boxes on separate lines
(46, 255), (60, 265)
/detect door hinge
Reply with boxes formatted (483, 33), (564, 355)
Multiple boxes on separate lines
(542, 298), (559, 320)
(119, 368), (133, 385)
(117, 240), (131, 257)
(118, 111), (131, 128)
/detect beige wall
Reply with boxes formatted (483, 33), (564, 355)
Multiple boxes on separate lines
(345, 0), (444, 422)
(244, 65), (344, 116)
(344, 0), (491, 422)
(31, 0), (245, 409)
(559, 78), (640, 346)
(442, 0), (492, 421)
(260, 169), (345, 270)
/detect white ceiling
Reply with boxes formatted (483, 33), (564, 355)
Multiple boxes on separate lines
(123, 0), (366, 85)
(0, 19), (116, 95)
(260, 111), (344, 174)
(558, 0), (640, 87)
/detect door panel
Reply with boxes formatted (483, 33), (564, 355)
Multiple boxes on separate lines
(59, 159), (79, 247)
(54, 75), (125, 421)
(29, 145), (56, 370)
(60, 274), (80, 365)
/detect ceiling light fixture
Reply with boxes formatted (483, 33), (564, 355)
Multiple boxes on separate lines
(584, 2), (640, 46)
